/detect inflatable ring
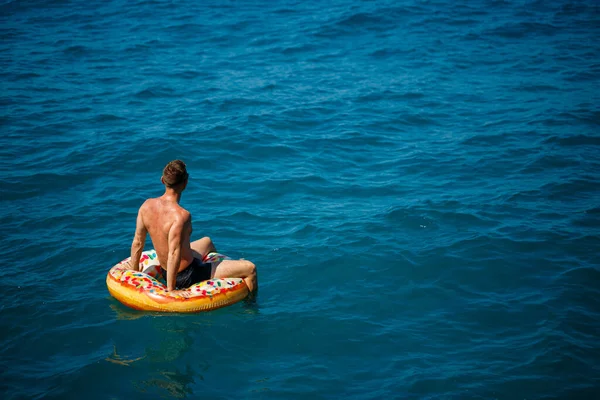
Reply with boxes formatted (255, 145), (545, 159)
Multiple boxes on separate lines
(107, 250), (249, 313)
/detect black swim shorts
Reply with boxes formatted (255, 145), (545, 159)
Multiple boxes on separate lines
(162, 258), (212, 289)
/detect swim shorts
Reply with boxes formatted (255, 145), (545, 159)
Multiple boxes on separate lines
(162, 258), (212, 289)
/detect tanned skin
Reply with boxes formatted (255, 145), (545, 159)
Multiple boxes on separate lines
(128, 172), (257, 296)
(128, 177), (194, 295)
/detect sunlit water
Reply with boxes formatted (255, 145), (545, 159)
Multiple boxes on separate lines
(1, 0), (599, 398)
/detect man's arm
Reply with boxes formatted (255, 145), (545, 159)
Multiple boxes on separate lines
(128, 207), (148, 271)
(166, 216), (186, 291)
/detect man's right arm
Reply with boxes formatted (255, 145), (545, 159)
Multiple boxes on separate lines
(128, 205), (148, 271)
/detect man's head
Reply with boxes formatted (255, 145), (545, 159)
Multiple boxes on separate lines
(162, 160), (189, 190)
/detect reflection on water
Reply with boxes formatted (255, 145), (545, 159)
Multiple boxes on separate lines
(239, 293), (261, 316)
(106, 291), (262, 397)
(109, 302), (148, 321)
(134, 366), (199, 399)
(105, 344), (146, 366)
(132, 317), (210, 397)
(146, 327), (192, 363)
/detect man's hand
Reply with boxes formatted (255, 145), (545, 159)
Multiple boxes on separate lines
(167, 289), (191, 298)
(126, 259), (138, 271)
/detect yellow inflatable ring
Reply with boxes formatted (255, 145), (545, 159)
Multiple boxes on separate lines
(107, 250), (249, 313)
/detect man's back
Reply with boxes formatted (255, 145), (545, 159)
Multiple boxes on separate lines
(140, 197), (193, 272)
(128, 159), (257, 293)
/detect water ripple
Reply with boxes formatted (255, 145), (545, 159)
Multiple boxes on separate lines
(1, 0), (599, 398)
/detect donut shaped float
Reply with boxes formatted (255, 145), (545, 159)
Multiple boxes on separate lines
(107, 250), (249, 313)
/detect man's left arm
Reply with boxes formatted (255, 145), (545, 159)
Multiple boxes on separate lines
(128, 207), (147, 271)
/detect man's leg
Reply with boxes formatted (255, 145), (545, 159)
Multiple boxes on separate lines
(212, 259), (257, 293)
(190, 236), (217, 259)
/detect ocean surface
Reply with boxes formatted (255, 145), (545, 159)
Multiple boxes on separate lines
(1, 0), (599, 398)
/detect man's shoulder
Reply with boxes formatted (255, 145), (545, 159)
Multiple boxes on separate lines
(176, 207), (191, 222)
(139, 198), (190, 222)
(168, 203), (191, 222)
(168, 209), (190, 232)
(141, 197), (157, 205)
(139, 198), (156, 212)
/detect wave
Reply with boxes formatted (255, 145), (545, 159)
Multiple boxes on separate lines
(544, 134), (600, 147)
(487, 22), (559, 39)
(2, 1), (600, 398)
(133, 87), (177, 99)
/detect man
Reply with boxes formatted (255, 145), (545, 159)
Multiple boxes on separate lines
(127, 160), (257, 296)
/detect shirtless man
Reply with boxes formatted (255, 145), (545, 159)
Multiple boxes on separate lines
(127, 160), (257, 296)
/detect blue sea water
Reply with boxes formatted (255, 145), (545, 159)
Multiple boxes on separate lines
(1, 0), (599, 398)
